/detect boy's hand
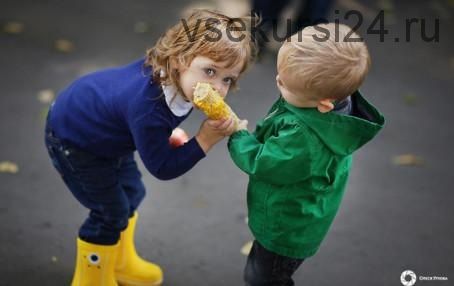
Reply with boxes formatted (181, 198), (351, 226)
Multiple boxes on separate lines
(237, 119), (248, 131)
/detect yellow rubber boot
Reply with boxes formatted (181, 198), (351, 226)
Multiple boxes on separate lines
(115, 212), (163, 286)
(71, 238), (119, 286)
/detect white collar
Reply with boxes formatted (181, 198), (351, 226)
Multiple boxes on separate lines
(162, 84), (193, 117)
(159, 69), (193, 117)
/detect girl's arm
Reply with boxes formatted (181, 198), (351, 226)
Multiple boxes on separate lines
(130, 113), (205, 180)
(130, 114), (236, 180)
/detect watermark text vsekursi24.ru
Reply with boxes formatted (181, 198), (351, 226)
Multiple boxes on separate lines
(181, 10), (440, 44)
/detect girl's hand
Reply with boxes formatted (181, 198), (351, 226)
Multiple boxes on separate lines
(195, 117), (235, 153)
(209, 116), (237, 136)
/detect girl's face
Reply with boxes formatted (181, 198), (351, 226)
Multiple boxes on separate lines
(177, 56), (243, 101)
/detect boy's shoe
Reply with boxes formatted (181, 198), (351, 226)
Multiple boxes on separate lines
(115, 212), (163, 286)
(72, 238), (119, 286)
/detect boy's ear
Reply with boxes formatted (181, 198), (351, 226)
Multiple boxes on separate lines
(276, 75), (283, 87)
(317, 99), (335, 113)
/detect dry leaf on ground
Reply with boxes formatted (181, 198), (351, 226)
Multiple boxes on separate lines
(3, 21), (24, 34)
(377, 0), (394, 12)
(0, 161), (19, 173)
(37, 89), (55, 104)
(448, 0), (454, 8)
(55, 39), (75, 53)
(403, 93), (417, 105)
(134, 22), (149, 33)
(392, 154), (424, 166)
(192, 195), (209, 208)
(240, 240), (253, 256)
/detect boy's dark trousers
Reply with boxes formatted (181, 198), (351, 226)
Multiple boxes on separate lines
(44, 108), (146, 245)
(245, 240), (304, 286)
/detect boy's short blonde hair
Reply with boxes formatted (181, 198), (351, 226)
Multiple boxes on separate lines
(278, 23), (371, 101)
(146, 10), (256, 90)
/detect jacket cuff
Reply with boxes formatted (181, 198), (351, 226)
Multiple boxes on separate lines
(228, 130), (250, 147)
(231, 130), (249, 139)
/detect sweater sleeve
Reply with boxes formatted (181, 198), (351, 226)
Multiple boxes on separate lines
(228, 124), (310, 185)
(130, 111), (206, 181)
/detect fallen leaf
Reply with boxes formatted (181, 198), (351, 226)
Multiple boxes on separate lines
(430, 2), (451, 20)
(192, 195), (208, 208)
(403, 93), (417, 105)
(338, 0), (377, 21)
(240, 240), (253, 256)
(0, 161), (19, 173)
(392, 154), (424, 166)
(377, 0), (394, 12)
(40, 106), (50, 122)
(77, 63), (113, 76)
(37, 89), (55, 104)
(447, 0), (454, 8)
(3, 21), (24, 34)
(377, 0), (396, 25)
(134, 22), (149, 33)
(55, 39), (75, 53)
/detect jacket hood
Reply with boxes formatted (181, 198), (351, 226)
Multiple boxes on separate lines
(284, 91), (385, 156)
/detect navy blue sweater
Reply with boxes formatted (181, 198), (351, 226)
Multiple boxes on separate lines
(49, 59), (206, 180)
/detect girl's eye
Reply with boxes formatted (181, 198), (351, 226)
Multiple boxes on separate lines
(223, 77), (234, 85)
(205, 68), (215, 77)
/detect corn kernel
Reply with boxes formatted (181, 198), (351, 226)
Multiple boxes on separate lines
(193, 82), (239, 129)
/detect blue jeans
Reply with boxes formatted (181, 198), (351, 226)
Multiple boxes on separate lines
(244, 241), (304, 286)
(44, 111), (146, 245)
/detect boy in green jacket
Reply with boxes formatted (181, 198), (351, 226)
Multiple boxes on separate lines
(228, 23), (385, 285)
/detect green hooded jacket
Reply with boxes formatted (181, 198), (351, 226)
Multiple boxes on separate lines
(228, 91), (385, 258)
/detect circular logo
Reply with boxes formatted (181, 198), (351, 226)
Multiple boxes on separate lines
(401, 270), (417, 286)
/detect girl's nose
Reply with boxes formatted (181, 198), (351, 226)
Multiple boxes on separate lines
(213, 81), (227, 98)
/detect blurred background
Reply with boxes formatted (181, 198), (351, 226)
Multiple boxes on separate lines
(1, 0), (453, 285)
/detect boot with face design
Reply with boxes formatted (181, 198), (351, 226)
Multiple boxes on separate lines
(71, 238), (119, 286)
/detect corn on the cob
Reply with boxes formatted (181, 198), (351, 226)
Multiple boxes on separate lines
(193, 82), (240, 129)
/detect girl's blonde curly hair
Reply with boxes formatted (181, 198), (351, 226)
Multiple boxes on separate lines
(145, 9), (257, 91)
